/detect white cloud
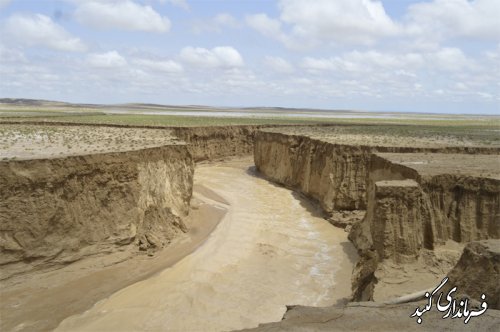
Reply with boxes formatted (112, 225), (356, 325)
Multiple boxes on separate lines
(301, 57), (338, 72)
(134, 58), (183, 73)
(247, 0), (399, 48)
(302, 51), (423, 74)
(0, 44), (26, 63)
(3, 14), (86, 52)
(405, 0), (500, 42)
(1, 0), (498, 113)
(246, 14), (292, 47)
(87, 51), (127, 68)
(180, 46), (244, 69)
(264, 56), (294, 73)
(296, 46), (499, 106)
(476, 92), (493, 100)
(165, 0), (189, 10)
(213, 13), (238, 27)
(279, 0), (399, 44)
(429, 47), (475, 72)
(75, 1), (171, 33)
(247, 0), (499, 50)
(193, 13), (238, 33)
(0, 0), (11, 9)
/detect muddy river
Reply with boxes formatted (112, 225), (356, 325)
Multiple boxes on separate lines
(55, 160), (357, 331)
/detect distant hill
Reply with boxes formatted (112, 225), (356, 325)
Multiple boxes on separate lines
(0, 98), (71, 106)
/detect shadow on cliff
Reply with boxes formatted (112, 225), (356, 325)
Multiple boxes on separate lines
(246, 166), (326, 219)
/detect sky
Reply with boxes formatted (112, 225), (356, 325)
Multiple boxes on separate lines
(0, 0), (499, 114)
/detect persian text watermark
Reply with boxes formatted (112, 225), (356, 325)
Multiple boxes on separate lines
(410, 277), (488, 324)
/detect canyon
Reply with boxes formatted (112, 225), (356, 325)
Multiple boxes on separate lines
(0, 122), (499, 331)
(254, 127), (499, 304)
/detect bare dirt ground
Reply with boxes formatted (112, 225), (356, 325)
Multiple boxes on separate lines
(377, 153), (500, 179)
(372, 241), (464, 302)
(262, 126), (500, 149)
(244, 302), (500, 332)
(0, 124), (179, 160)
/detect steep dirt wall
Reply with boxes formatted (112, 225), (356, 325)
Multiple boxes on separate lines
(351, 155), (499, 300)
(254, 131), (373, 211)
(369, 180), (434, 263)
(255, 130), (499, 212)
(254, 130), (500, 301)
(423, 175), (500, 243)
(172, 126), (263, 162)
(0, 145), (193, 279)
(366, 154), (500, 248)
(254, 131), (490, 212)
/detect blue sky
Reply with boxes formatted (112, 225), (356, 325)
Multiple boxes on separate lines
(0, 0), (499, 114)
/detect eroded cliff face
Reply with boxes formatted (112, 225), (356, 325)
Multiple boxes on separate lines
(0, 145), (193, 279)
(172, 126), (263, 162)
(350, 156), (500, 300)
(254, 129), (500, 301)
(369, 180), (434, 263)
(254, 130), (496, 213)
(365, 155), (500, 250)
(424, 175), (500, 243)
(0, 124), (298, 279)
(254, 131), (372, 211)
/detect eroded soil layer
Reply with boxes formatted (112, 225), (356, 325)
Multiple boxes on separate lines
(0, 125), (194, 279)
(55, 160), (357, 332)
(254, 128), (499, 213)
(172, 126), (263, 161)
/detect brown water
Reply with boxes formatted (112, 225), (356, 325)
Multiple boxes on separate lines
(56, 160), (356, 332)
